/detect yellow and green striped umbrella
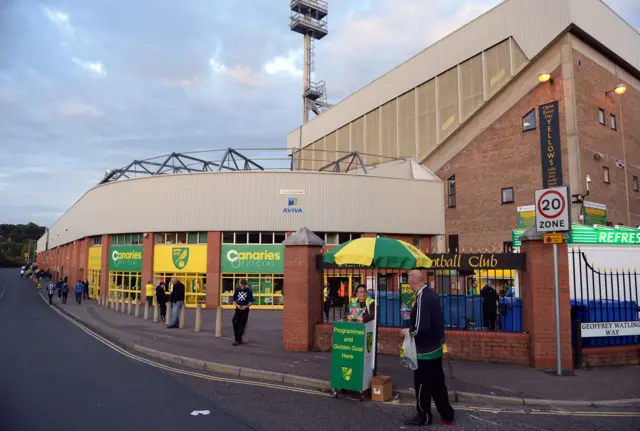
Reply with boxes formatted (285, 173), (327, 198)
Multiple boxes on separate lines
(323, 237), (432, 269)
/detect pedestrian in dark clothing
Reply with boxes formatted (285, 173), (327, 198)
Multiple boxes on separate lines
(167, 277), (185, 328)
(404, 270), (454, 427)
(481, 283), (498, 330)
(61, 282), (69, 304)
(47, 282), (55, 305)
(232, 279), (253, 346)
(156, 282), (167, 322)
(74, 280), (84, 304)
(56, 280), (62, 298)
(83, 280), (89, 300)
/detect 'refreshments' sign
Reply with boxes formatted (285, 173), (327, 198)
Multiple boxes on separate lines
(539, 101), (563, 188)
(220, 245), (284, 274)
(109, 245), (142, 271)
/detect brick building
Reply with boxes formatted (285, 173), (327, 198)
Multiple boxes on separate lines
(287, 0), (640, 251)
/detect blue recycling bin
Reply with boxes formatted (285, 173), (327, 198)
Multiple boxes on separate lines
(369, 291), (401, 328)
(499, 298), (522, 333)
(440, 295), (483, 329)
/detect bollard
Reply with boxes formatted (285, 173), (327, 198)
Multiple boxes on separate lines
(193, 303), (202, 333)
(127, 299), (133, 315)
(121, 297), (126, 313)
(215, 306), (223, 337)
(166, 302), (172, 326)
(153, 303), (159, 323)
(134, 300), (140, 318)
(110, 295), (114, 310)
(144, 301), (149, 320)
(97, 296), (102, 306)
(179, 305), (185, 329)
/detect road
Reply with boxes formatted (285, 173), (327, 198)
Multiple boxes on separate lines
(0, 268), (638, 431)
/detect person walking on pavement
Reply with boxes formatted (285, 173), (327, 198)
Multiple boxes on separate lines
(56, 279), (62, 299)
(232, 279), (253, 346)
(167, 277), (185, 329)
(61, 280), (69, 304)
(155, 282), (167, 322)
(145, 280), (155, 310)
(404, 270), (455, 427)
(74, 280), (84, 305)
(47, 282), (55, 305)
(82, 280), (89, 300)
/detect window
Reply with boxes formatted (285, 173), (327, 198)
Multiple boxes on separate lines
(603, 167), (610, 184)
(610, 114), (616, 130)
(634, 176), (639, 192)
(316, 232), (361, 245)
(111, 233), (142, 245)
(503, 241), (514, 253)
(448, 176), (456, 208)
(501, 187), (514, 204)
(412, 235), (421, 248)
(248, 232), (260, 244)
(447, 235), (459, 253)
(522, 110), (536, 131)
(222, 232), (235, 244)
(92, 236), (102, 246)
(598, 108), (605, 125)
(222, 232), (286, 244)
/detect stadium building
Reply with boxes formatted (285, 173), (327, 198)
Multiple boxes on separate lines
(35, 152), (445, 309)
(288, 0), (640, 251)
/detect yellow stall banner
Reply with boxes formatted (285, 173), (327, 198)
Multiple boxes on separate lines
(154, 245), (207, 273)
(88, 246), (102, 270)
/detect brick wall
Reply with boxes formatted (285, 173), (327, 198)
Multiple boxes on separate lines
(206, 232), (222, 308)
(573, 51), (639, 226)
(141, 234), (155, 304)
(581, 345), (640, 367)
(436, 68), (568, 250)
(314, 324), (530, 366)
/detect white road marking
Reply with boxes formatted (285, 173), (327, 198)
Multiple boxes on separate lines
(469, 414), (499, 426)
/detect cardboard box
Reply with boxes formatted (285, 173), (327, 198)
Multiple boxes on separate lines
(370, 375), (393, 402)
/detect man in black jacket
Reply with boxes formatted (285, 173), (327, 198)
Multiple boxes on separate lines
(404, 270), (454, 426)
(167, 277), (185, 329)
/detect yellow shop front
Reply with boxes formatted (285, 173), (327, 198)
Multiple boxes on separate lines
(153, 244), (207, 308)
(87, 246), (102, 299)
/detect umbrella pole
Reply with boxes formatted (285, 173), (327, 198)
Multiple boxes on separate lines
(373, 276), (379, 377)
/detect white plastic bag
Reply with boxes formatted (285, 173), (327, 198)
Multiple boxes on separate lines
(400, 330), (418, 370)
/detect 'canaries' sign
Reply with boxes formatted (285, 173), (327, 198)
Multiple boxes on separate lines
(109, 246), (143, 271)
(221, 245), (284, 273)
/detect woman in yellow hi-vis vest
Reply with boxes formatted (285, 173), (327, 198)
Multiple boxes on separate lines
(347, 284), (375, 323)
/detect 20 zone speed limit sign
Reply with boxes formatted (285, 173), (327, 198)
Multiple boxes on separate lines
(535, 186), (571, 233)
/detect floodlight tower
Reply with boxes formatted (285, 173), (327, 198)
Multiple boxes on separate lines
(289, 0), (332, 123)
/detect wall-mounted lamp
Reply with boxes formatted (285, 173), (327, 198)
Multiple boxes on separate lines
(538, 73), (552, 83)
(606, 83), (627, 96)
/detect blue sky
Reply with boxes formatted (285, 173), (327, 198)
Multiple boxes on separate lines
(0, 0), (638, 227)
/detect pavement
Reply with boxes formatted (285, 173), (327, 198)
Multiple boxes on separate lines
(29, 276), (640, 407)
(2, 268), (640, 431)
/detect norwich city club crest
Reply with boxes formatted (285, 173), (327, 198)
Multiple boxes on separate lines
(366, 332), (373, 353)
(172, 248), (189, 270)
(341, 367), (352, 381)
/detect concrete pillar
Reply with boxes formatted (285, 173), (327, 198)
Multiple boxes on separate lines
(166, 302), (172, 325)
(282, 227), (325, 352)
(206, 232), (222, 309)
(215, 306), (223, 337)
(520, 230), (573, 370)
(135, 300), (140, 317)
(194, 303), (202, 332)
(153, 303), (159, 322)
(144, 302), (149, 320)
(179, 305), (185, 328)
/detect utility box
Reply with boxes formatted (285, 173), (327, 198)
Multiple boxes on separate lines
(370, 375), (393, 402)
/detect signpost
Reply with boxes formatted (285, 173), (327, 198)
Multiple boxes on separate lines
(535, 186), (571, 376)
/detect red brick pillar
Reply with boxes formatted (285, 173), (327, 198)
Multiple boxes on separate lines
(142, 233), (155, 304)
(99, 235), (112, 303)
(520, 236), (573, 370)
(282, 228), (325, 352)
(78, 238), (90, 282)
(206, 232), (221, 308)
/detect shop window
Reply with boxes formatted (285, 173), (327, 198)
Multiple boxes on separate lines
(188, 232), (198, 244)
(235, 232), (248, 244)
(274, 232), (286, 243)
(260, 232), (274, 244)
(603, 167), (610, 184)
(609, 114), (616, 130)
(413, 236), (421, 248)
(338, 233), (351, 244)
(448, 176), (456, 208)
(325, 233), (339, 245)
(598, 108), (605, 125)
(155, 233), (165, 244)
(198, 232), (208, 244)
(222, 232), (235, 244)
(501, 187), (514, 204)
(176, 232), (187, 244)
(522, 110), (536, 132)
(131, 233), (141, 245)
(92, 236), (102, 246)
(248, 232), (260, 244)
(634, 176), (639, 192)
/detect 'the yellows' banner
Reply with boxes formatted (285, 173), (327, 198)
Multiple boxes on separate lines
(154, 245), (207, 273)
(88, 246), (102, 270)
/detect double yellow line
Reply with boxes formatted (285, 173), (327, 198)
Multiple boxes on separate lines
(40, 293), (330, 398)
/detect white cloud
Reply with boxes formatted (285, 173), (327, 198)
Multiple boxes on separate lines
(72, 58), (107, 77)
(264, 50), (303, 79)
(54, 101), (102, 118)
(0, 173), (10, 179)
(43, 7), (70, 29)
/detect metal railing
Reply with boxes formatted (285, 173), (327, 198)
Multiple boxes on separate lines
(321, 263), (522, 333)
(570, 249), (639, 348)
